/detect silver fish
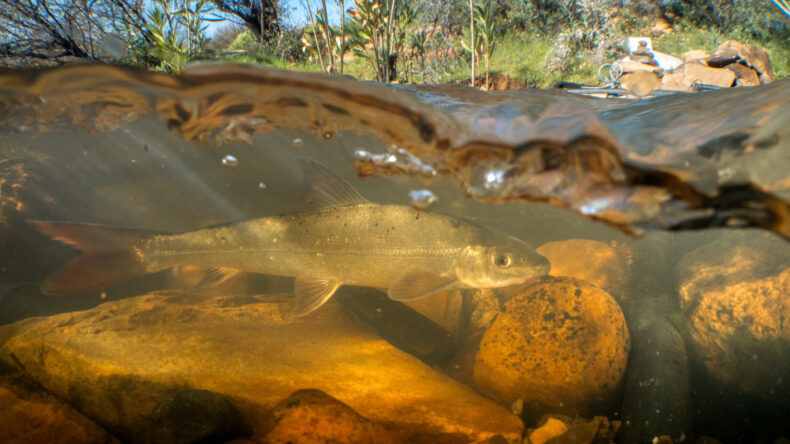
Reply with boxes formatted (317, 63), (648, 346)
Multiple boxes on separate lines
(33, 160), (549, 316)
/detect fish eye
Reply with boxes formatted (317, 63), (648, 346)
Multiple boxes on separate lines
(494, 254), (512, 268)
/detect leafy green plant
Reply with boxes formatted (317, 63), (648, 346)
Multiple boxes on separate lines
(475, 1), (498, 88)
(347, 0), (416, 82)
(145, 0), (212, 72)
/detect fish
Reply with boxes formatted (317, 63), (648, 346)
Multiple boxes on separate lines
(32, 159), (550, 316)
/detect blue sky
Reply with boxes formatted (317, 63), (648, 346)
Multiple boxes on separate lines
(281, 0), (344, 26)
(208, 0), (344, 35)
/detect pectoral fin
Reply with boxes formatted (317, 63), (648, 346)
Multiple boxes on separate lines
(387, 268), (457, 302)
(292, 277), (342, 317)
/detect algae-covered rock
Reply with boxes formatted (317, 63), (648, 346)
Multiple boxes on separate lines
(0, 290), (523, 443)
(536, 239), (630, 301)
(473, 277), (630, 416)
(677, 230), (790, 401)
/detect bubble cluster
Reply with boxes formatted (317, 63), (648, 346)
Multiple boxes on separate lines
(353, 146), (436, 178)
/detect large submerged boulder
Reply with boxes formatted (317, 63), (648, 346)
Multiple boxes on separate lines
(473, 277), (630, 416)
(678, 230), (790, 401)
(0, 291), (524, 443)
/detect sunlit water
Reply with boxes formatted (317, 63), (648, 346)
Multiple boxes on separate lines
(0, 63), (788, 443)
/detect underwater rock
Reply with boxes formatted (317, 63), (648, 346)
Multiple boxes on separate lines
(619, 308), (690, 444)
(619, 232), (692, 444)
(473, 277), (630, 416)
(333, 287), (457, 367)
(525, 415), (611, 444)
(527, 417), (568, 444)
(0, 372), (117, 444)
(536, 239), (630, 301)
(0, 291), (523, 443)
(465, 289), (502, 341)
(145, 388), (250, 444)
(260, 389), (395, 444)
(677, 230), (790, 402)
(402, 288), (501, 343)
(402, 289), (465, 338)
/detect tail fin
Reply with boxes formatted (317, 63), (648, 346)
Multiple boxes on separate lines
(31, 221), (155, 294)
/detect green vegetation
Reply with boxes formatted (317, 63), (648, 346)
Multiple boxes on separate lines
(208, 0), (790, 88)
(3, 0), (789, 86)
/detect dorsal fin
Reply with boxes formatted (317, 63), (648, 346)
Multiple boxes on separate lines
(290, 159), (369, 213)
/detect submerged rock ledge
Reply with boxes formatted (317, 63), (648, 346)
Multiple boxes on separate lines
(0, 291), (523, 443)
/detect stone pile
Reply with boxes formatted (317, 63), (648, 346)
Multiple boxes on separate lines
(618, 39), (774, 94)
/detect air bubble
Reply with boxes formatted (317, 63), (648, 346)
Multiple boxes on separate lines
(258, 181), (267, 190)
(221, 154), (238, 167)
(409, 189), (437, 210)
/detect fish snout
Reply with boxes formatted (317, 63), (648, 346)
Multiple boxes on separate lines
(534, 254), (551, 276)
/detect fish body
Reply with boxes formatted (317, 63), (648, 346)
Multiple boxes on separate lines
(34, 160), (549, 315)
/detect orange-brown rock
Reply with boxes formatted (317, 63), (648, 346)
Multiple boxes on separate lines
(261, 389), (396, 444)
(661, 71), (692, 92)
(714, 40), (774, 83)
(526, 414), (610, 444)
(471, 73), (527, 91)
(528, 416), (568, 444)
(678, 230), (790, 401)
(620, 72), (662, 97)
(726, 63), (760, 87)
(682, 62), (736, 88)
(0, 377), (117, 444)
(536, 239), (630, 301)
(617, 59), (661, 74)
(473, 277), (630, 416)
(0, 291), (524, 443)
(682, 50), (710, 63)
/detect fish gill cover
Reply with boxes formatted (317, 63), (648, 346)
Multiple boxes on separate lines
(0, 63), (788, 239)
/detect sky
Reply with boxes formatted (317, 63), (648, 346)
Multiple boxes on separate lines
(207, 0), (345, 35)
(281, 0), (344, 26)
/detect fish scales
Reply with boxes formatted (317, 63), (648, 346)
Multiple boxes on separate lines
(138, 204), (473, 288)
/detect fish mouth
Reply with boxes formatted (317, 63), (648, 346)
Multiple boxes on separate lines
(534, 255), (551, 276)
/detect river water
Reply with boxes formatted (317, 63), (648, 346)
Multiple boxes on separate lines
(0, 63), (788, 443)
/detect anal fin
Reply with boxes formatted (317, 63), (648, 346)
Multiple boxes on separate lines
(293, 278), (342, 317)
